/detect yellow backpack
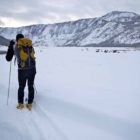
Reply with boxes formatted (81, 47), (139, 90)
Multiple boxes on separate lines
(17, 38), (35, 68)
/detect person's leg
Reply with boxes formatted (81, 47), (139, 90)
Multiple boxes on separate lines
(18, 70), (26, 104)
(27, 70), (36, 104)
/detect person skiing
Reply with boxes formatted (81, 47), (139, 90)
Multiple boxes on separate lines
(6, 34), (36, 110)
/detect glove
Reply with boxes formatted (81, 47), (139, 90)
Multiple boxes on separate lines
(8, 40), (15, 49)
(10, 40), (15, 46)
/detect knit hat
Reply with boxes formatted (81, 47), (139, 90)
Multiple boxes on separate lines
(16, 34), (24, 41)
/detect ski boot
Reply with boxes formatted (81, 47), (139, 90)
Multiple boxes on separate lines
(26, 104), (32, 111)
(16, 103), (24, 110)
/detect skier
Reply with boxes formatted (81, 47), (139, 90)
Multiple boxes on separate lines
(6, 34), (36, 110)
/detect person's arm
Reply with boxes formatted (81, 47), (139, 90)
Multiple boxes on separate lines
(6, 40), (15, 61)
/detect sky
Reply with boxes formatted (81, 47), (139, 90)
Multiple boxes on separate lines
(0, 0), (140, 27)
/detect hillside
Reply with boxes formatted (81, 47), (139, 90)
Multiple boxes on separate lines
(0, 11), (140, 47)
(0, 36), (9, 46)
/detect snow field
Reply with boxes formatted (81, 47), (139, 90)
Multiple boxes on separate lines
(0, 47), (140, 140)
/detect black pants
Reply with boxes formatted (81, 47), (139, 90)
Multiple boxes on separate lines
(18, 68), (36, 104)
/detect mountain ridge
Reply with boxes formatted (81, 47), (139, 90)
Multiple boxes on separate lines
(0, 11), (140, 47)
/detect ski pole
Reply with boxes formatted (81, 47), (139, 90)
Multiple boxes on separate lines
(7, 61), (12, 105)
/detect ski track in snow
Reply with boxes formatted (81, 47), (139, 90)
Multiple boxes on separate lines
(35, 94), (140, 140)
(33, 102), (69, 140)
(0, 96), (68, 140)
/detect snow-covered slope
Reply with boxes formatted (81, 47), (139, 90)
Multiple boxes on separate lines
(0, 11), (140, 47)
(0, 46), (140, 140)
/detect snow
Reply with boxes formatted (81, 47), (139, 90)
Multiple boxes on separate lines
(102, 11), (139, 22)
(114, 30), (140, 44)
(80, 22), (124, 45)
(0, 46), (140, 140)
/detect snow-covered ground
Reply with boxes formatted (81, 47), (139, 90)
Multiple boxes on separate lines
(0, 46), (140, 140)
